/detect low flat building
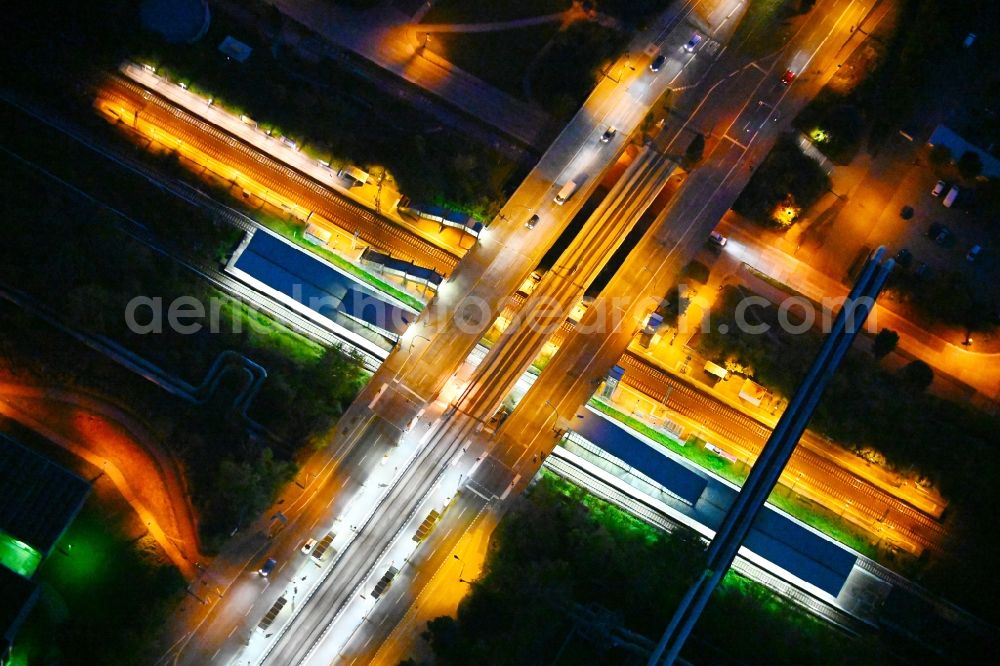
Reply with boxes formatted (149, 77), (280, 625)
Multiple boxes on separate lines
(927, 124), (1000, 178)
(0, 435), (91, 576)
(226, 229), (417, 348)
(0, 435), (91, 663)
(567, 408), (857, 598)
(0, 566), (39, 665)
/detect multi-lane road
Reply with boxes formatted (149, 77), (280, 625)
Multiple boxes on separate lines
(142, 0), (950, 663)
(499, 0), (879, 489)
(251, 5), (714, 663)
(160, 2), (709, 663)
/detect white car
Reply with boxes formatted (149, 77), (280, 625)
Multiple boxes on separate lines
(684, 33), (702, 52)
(931, 179), (946, 197)
(300, 538), (316, 555)
(709, 231), (728, 247)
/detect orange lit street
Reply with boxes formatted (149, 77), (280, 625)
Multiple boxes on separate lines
(5, 0), (999, 662)
(93, 76), (463, 277)
(359, 508), (495, 665)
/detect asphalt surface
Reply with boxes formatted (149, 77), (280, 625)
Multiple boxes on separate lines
(155, 1), (914, 663)
(499, 0), (879, 488)
(95, 75), (461, 275)
(235, 3), (718, 663)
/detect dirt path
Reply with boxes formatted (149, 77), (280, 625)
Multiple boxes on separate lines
(0, 377), (204, 577)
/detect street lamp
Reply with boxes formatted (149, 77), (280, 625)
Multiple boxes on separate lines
(498, 204), (534, 225)
(407, 333), (430, 351)
(394, 331), (431, 383)
(454, 554), (472, 584)
(603, 52), (635, 83)
(543, 399), (561, 434)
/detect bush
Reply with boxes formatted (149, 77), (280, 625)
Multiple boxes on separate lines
(733, 134), (831, 226)
(872, 328), (899, 359)
(957, 150), (983, 180)
(418, 475), (896, 665)
(898, 360), (934, 392)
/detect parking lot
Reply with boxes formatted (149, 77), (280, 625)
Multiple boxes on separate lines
(792, 130), (999, 317)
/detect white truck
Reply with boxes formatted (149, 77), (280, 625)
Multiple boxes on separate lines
(943, 185), (960, 208)
(554, 179), (580, 205)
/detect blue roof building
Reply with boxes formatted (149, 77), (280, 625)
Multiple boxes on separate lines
(227, 230), (417, 341)
(568, 408), (857, 597)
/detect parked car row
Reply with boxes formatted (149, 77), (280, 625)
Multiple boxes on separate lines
(931, 179), (961, 208)
(924, 195), (984, 261)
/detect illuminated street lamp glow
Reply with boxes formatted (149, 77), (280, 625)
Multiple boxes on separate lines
(771, 196), (801, 227)
(0, 530), (43, 578)
(810, 127), (830, 143)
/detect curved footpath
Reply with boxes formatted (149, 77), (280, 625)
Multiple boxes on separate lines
(0, 378), (203, 577)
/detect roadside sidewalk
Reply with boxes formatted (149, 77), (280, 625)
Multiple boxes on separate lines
(120, 62), (471, 259)
(267, 0), (553, 149)
(717, 216), (1000, 402)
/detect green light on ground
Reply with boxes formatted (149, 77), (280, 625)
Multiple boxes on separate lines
(6, 643), (30, 666)
(42, 525), (106, 595)
(0, 530), (42, 578)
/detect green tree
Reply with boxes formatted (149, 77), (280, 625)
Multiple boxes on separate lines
(872, 328), (899, 359)
(661, 284), (691, 327)
(211, 448), (295, 530)
(733, 134), (830, 226)
(957, 150), (983, 180)
(899, 360), (934, 392)
(685, 133), (705, 166)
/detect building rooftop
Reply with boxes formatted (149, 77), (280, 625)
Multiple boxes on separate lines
(0, 435), (91, 563)
(572, 408), (857, 597)
(0, 559), (40, 647)
(928, 124), (1000, 178)
(229, 230), (416, 338)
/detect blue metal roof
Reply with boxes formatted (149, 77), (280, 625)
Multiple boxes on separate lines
(0, 435), (91, 556)
(574, 409), (708, 505)
(573, 408), (856, 597)
(361, 248), (443, 285)
(234, 231), (414, 337)
(745, 506), (858, 596)
(407, 204), (483, 234)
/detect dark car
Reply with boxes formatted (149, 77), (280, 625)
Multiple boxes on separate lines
(894, 249), (913, 269)
(259, 557), (277, 577)
(525, 214), (539, 229)
(650, 54), (666, 72)
(780, 68), (796, 85)
(914, 262), (930, 280)
(926, 222), (951, 245)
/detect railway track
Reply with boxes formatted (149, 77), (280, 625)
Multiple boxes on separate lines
(99, 76), (460, 275)
(618, 351), (945, 551)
